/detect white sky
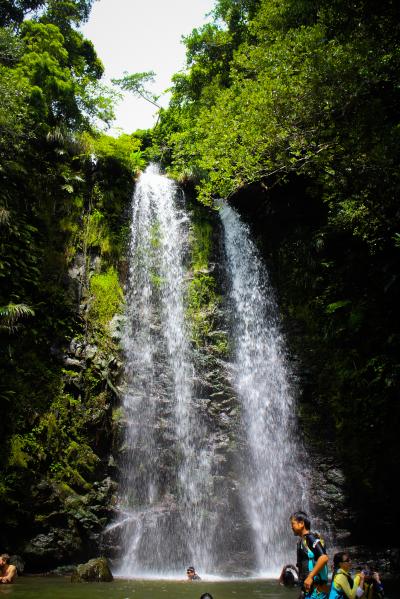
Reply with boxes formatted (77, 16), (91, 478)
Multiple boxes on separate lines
(81, 0), (215, 134)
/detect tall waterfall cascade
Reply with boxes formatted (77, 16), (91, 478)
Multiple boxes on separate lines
(110, 165), (309, 578)
(114, 165), (218, 577)
(219, 202), (309, 574)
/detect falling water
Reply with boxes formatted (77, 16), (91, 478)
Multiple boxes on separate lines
(109, 166), (310, 578)
(114, 165), (218, 577)
(219, 202), (309, 575)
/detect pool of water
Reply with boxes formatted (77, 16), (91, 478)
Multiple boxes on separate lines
(1, 576), (396, 599)
(0, 577), (301, 599)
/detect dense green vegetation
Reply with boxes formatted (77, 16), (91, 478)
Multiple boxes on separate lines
(1, 0), (399, 566)
(0, 0), (144, 562)
(151, 0), (400, 543)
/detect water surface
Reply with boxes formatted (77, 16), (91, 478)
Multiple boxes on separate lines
(1, 577), (301, 599)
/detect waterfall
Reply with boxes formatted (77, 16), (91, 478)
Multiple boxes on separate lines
(219, 202), (309, 575)
(110, 165), (310, 578)
(114, 165), (218, 577)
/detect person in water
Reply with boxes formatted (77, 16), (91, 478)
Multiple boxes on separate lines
(290, 510), (329, 599)
(279, 563), (300, 587)
(187, 566), (201, 580)
(200, 594), (214, 599)
(328, 552), (365, 598)
(0, 554), (17, 584)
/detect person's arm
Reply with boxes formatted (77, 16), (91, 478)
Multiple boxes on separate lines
(343, 572), (364, 599)
(303, 554), (328, 592)
(371, 572), (384, 597)
(0, 565), (16, 583)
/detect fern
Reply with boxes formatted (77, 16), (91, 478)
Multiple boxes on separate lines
(0, 302), (34, 332)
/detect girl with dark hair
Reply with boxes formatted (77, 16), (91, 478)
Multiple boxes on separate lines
(290, 511), (329, 599)
(328, 553), (365, 599)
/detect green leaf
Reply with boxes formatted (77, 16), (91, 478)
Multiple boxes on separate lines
(325, 300), (351, 314)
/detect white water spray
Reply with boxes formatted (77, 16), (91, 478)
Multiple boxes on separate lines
(219, 202), (309, 574)
(109, 168), (310, 578)
(114, 165), (218, 576)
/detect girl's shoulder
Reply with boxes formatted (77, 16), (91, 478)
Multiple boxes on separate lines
(332, 570), (350, 587)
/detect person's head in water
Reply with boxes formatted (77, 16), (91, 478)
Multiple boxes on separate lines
(0, 555), (10, 567)
(187, 566), (201, 580)
(200, 594), (214, 599)
(279, 564), (298, 587)
(282, 570), (296, 586)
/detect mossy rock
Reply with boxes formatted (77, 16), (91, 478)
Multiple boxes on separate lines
(71, 557), (113, 582)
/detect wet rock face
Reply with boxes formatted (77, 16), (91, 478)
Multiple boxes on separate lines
(22, 477), (118, 571)
(16, 242), (123, 574)
(71, 557), (113, 582)
(23, 529), (83, 570)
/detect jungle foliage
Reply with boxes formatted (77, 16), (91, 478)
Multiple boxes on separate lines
(0, 0), (143, 557)
(151, 0), (400, 543)
(1, 0), (399, 561)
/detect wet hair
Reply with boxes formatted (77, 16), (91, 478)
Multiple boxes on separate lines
(333, 552), (349, 571)
(187, 566), (195, 572)
(283, 570), (296, 586)
(290, 511), (311, 530)
(200, 594), (214, 599)
(0, 554), (10, 564)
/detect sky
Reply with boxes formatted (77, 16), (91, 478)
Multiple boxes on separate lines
(80, 0), (216, 134)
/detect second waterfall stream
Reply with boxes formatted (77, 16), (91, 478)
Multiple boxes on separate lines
(111, 165), (308, 578)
